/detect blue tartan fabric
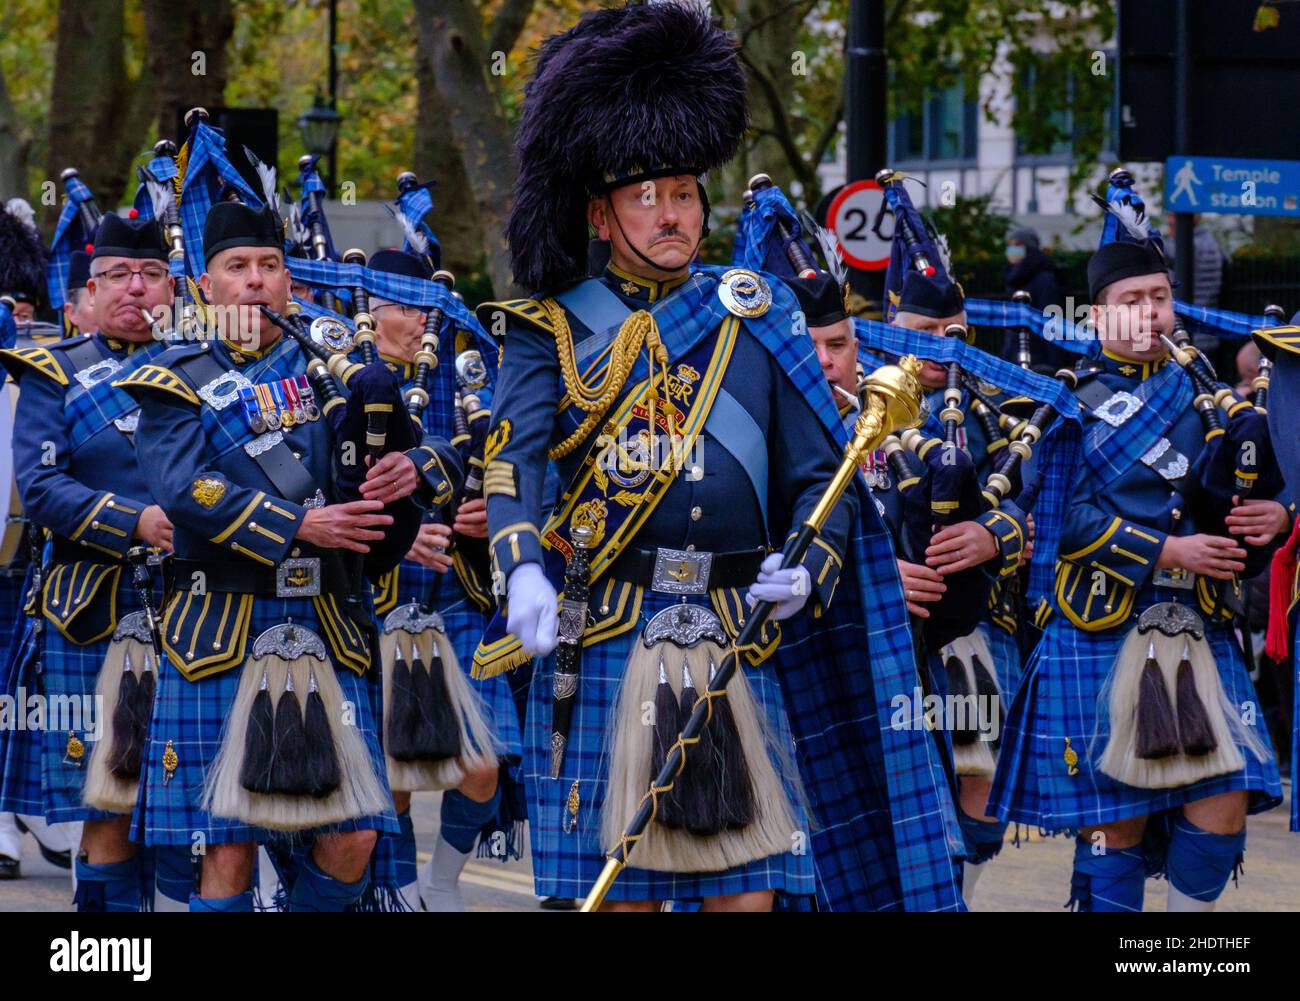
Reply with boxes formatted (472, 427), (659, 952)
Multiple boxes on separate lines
(287, 256), (492, 356)
(46, 174), (97, 310)
(395, 183), (442, 263)
(985, 623), (1023, 704)
(135, 596), (398, 847)
(989, 587), (1283, 832)
(1082, 362), (1194, 489)
(0, 577), (43, 816)
(1175, 301), (1273, 339)
(297, 158), (339, 261)
(525, 588), (817, 901)
(132, 156), (179, 220)
(0, 299), (14, 349)
(963, 298), (1098, 358)
(177, 120), (262, 276)
(730, 184), (816, 278)
(853, 317), (1082, 608)
(35, 579), (141, 823)
(65, 337), (172, 452)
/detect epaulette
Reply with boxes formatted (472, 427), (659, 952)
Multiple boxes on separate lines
(474, 298), (555, 337)
(0, 345), (70, 386)
(112, 362), (201, 407)
(1252, 325), (1300, 361)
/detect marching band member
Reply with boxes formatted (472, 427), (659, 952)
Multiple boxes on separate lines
(474, 2), (961, 912)
(990, 175), (1287, 912)
(0, 213), (178, 911)
(116, 199), (462, 912)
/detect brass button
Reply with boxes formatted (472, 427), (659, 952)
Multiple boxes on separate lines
(1110, 544), (1119, 553)
(291, 547), (301, 558)
(690, 465), (703, 480)
(599, 605), (610, 615)
(248, 521), (257, 530)
(263, 501), (273, 510)
(230, 542), (238, 549)
(293, 451), (301, 460)
(686, 544), (695, 552)
(91, 521), (100, 530)
(690, 506), (702, 521)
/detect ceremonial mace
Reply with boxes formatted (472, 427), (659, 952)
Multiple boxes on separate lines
(580, 356), (926, 911)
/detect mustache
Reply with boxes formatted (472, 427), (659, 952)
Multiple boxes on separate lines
(650, 228), (689, 246)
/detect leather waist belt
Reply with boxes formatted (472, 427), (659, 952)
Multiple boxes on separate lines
(607, 545), (766, 595)
(171, 556), (354, 599)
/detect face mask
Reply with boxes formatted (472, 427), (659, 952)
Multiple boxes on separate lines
(1006, 245), (1026, 264)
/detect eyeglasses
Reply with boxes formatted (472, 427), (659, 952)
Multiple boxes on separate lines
(92, 265), (171, 287)
(374, 303), (424, 318)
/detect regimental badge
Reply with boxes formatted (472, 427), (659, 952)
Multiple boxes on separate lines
(191, 477), (227, 508)
(676, 363), (700, 385)
(717, 268), (772, 318)
(570, 499), (608, 550)
(310, 315), (354, 353)
(620, 281), (639, 296)
(484, 419), (512, 466)
(162, 739), (178, 785)
(63, 731), (85, 766)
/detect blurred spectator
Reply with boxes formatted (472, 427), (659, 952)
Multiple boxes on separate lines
(1236, 340), (1261, 397)
(1003, 227), (1070, 370)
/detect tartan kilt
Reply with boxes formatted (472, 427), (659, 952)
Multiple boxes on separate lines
(990, 595), (1283, 833)
(525, 589), (815, 902)
(34, 602), (128, 823)
(0, 608), (43, 817)
(135, 594), (398, 848)
(395, 563), (522, 761)
(985, 621), (1023, 701)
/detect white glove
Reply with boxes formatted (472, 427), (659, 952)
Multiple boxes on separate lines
(506, 562), (559, 657)
(744, 552), (811, 621)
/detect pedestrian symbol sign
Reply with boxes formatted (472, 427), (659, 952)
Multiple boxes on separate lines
(1165, 155), (1300, 217)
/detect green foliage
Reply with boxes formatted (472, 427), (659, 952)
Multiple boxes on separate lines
(928, 193), (1012, 287)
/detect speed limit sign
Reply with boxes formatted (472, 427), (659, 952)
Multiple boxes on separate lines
(827, 180), (891, 271)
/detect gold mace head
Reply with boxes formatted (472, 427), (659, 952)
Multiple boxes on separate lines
(863, 354), (925, 432)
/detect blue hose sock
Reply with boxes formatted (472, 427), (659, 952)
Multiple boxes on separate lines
(153, 845), (197, 906)
(287, 852), (370, 912)
(1068, 838), (1146, 912)
(189, 890), (254, 912)
(394, 810), (417, 889)
(440, 786), (502, 855)
(73, 856), (142, 912)
(958, 809), (1007, 865)
(1166, 816), (1246, 903)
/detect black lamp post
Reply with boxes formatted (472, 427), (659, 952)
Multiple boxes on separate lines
(297, 95), (342, 195)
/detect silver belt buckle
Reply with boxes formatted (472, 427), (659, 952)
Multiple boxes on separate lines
(650, 547), (714, 595)
(1153, 567), (1195, 590)
(276, 557), (322, 597)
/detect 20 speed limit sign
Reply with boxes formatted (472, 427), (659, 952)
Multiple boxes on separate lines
(827, 179), (891, 271)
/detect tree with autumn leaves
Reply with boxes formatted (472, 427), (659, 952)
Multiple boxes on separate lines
(0, 0), (1114, 300)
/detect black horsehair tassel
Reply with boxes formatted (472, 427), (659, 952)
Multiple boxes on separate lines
(677, 660), (722, 837)
(303, 666), (341, 798)
(240, 668), (275, 794)
(945, 654), (978, 746)
(134, 654), (157, 738)
(108, 651), (142, 780)
(422, 638), (463, 761)
(708, 658), (756, 830)
(387, 643), (421, 761)
(270, 668), (309, 795)
(1135, 638), (1180, 760)
(651, 656), (684, 829)
(971, 652), (1002, 745)
(1175, 639), (1218, 756)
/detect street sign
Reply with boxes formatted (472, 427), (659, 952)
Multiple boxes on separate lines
(1165, 155), (1300, 217)
(827, 179), (890, 271)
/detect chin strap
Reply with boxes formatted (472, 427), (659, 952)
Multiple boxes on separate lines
(604, 180), (707, 277)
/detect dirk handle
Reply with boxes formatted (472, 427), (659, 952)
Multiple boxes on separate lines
(581, 358), (924, 913)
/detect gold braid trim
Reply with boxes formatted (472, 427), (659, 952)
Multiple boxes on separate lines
(542, 299), (667, 461)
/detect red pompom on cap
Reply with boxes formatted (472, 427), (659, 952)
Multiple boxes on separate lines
(128, 208), (140, 219)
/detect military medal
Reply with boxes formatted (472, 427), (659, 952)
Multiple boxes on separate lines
(270, 379), (294, 428)
(255, 383), (281, 431)
(239, 386), (266, 434)
(296, 375), (320, 422)
(285, 377), (308, 424)
(717, 268), (772, 318)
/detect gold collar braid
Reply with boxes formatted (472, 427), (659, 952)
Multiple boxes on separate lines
(542, 298), (679, 462)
